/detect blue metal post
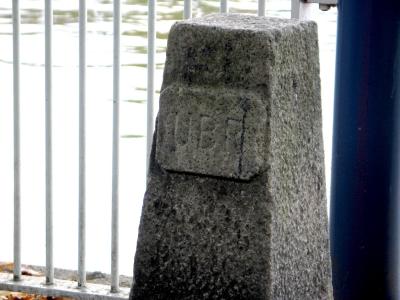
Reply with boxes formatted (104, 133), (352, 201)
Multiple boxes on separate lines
(331, 1), (400, 299)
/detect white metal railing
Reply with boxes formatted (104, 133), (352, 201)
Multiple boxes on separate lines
(1, 0), (336, 299)
(12, 0), (21, 284)
(78, 0), (87, 289)
(111, 0), (121, 293)
(147, 0), (156, 171)
(45, 0), (54, 286)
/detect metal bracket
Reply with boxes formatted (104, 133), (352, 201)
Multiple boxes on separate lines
(292, 0), (337, 19)
(303, 0), (338, 11)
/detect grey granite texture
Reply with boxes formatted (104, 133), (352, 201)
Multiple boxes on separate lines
(130, 14), (332, 300)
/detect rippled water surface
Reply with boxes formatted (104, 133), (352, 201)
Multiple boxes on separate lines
(0, 0), (337, 275)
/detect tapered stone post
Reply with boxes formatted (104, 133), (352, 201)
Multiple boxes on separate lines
(130, 14), (332, 300)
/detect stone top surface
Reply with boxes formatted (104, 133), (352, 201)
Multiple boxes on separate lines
(180, 13), (307, 33)
(161, 13), (317, 90)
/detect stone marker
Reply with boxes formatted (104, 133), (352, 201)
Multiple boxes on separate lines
(130, 14), (332, 300)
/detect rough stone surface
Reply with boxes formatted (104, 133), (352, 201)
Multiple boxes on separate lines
(130, 14), (332, 300)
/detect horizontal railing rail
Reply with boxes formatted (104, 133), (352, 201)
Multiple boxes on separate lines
(0, 273), (129, 300)
(1, 0), (335, 298)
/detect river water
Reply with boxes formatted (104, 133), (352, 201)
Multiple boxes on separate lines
(0, 0), (337, 276)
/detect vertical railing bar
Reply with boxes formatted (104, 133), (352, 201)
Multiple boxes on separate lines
(220, 0), (228, 13)
(45, 0), (54, 285)
(291, 0), (300, 19)
(111, 0), (120, 293)
(291, 0), (312, 20)
(184, 0), (192, 19)
(258, 0), (265, 16)
(12, 0), (21, 283)
(146, 0), (156, 173)
(78, 0), (87, 288)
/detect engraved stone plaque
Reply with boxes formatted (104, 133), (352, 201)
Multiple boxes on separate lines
(156, 85), (267, 180)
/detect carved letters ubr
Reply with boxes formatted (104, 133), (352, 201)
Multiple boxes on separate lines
(156, 84), (267, 180)
(174, 113), (242, 151)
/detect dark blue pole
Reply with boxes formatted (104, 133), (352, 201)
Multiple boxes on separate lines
(331, 0), (400, 299)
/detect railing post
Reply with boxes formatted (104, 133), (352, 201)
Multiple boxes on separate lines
(78, 0), (87, 288)
(45, 0), (54, 286)
(12, 0), (21, 283)
(111, 0), (121, 293)
(184, 0), (191, 19)
(331, 0), (400, 298)
(258, 0), (265, 17)
(146, 0), (156, 174)
(291, 0), (313, 19)
(220, 0), (228, 13)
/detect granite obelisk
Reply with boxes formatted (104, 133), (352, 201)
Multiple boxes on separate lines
(130, 14), (332, 299)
